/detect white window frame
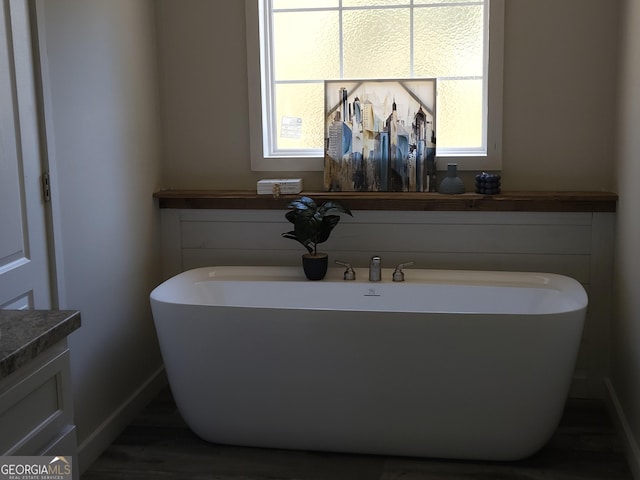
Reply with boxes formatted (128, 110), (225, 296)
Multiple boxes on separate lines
(245, 0), (504, 172)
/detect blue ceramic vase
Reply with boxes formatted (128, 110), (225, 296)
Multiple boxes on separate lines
(438, 163), (466, 194)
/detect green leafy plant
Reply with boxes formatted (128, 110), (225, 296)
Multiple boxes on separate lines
(282, 196), (352, 255)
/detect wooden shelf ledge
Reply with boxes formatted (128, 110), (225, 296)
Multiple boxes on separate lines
(153, 190), (617, 213)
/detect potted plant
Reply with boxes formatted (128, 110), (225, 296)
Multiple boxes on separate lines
(282, 196), (352, 280)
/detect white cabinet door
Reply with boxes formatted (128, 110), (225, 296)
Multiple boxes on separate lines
(0, 0), (51, 309)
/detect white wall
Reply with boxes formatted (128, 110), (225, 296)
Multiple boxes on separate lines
(38, 0), (165, 473)
(610, 0), (640, 477)
(501, 0), (619, 191)
(155, 0), (620, 191)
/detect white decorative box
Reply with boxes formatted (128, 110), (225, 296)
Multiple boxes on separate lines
(257, 178), (303, 195)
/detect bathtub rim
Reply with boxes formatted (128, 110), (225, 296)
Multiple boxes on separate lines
(150, 266), (588, 315)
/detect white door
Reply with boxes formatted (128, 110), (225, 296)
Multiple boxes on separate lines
(0, 0), (52, 309)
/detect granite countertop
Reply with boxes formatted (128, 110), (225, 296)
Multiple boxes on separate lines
(0, 310), (81, 379)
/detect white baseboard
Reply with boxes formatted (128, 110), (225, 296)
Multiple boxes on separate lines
(604, 378), (640, 480)
(76, 365), (167, 475)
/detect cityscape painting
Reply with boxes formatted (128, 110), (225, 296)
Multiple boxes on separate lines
(324, 79), (437, 192)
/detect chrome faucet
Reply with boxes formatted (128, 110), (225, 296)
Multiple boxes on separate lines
(369, 256), (381, 282)
(335, 260), (356, 280)
(392, 261), (415, 282)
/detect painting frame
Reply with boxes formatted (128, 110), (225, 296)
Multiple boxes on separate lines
(324, 78), (437, 192)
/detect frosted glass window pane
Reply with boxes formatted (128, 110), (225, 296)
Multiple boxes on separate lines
(275, 83), (325, 150)
(414, 6), (483, 77)
(343, 9), (410, 78)
(343, 0), (408, 6)
(437, 79), (482, 148)
(274, 0), (338, 8)
(274, 12), (340, 80)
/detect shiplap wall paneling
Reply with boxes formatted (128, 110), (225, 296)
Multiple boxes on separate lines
(159, 209), (615, 400)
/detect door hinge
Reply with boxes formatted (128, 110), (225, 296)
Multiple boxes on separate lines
(42, 172), (51, 202)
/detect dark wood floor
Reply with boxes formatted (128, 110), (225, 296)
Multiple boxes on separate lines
(82, 387), (633, 479)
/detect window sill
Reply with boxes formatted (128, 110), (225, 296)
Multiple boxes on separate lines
(154, 190), (617, 213)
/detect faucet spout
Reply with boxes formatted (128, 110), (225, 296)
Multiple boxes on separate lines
(369, 256), (382, 282)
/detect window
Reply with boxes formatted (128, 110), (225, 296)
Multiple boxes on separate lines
(245, 0), (503, 172)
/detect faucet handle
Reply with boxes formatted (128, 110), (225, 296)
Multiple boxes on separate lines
(335, 260), (356, 280)
(392, 261), (414, 282)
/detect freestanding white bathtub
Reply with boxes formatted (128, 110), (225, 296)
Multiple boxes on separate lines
(150, 266), (587, 461)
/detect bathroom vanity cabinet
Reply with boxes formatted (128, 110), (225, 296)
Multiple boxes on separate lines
(0, 310), (80, 470)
